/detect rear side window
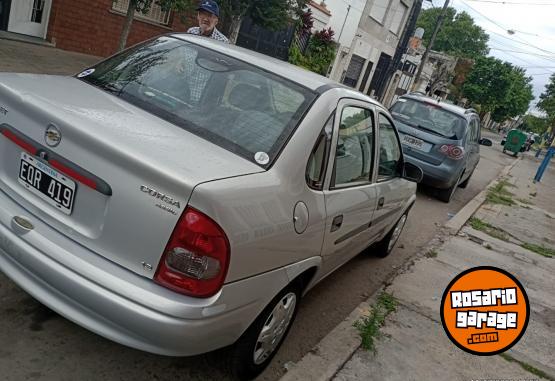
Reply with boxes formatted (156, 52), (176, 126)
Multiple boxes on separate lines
(378, 114), (402, 180)
(332, 107), (375, 188)
(79, 36), (316, 168)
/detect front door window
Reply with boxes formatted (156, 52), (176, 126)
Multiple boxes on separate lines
(31, 0), (44, 23)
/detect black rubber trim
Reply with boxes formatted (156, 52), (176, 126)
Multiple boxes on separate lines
(372, 206), (403, 225)
(334, 221), (372, 245)
(0, 124), (113, 196)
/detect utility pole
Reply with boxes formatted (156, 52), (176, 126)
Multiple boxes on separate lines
(412, 0), (450, 91)
(375, 0), (424, 101)
(338, 5), (351, 43)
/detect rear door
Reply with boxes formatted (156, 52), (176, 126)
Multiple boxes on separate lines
(370, 111), (409, 241)
(320, 99), (378, 273)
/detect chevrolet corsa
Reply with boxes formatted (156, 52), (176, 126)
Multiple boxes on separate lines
(0, 35), (421, 379)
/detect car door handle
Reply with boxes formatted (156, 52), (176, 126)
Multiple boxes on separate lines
(331, 215), (343, 232)
(377, 197), (385, 210)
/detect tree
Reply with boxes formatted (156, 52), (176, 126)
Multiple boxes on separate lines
(490, 66), (534, 122)
(462, 56), (512, 116)
(116, 0), (194, 52)
(462, 57), (534, 122)
(219, 0), (308, 44)
(416, 7), (489, 59)
(537, 74), (555, 130)
(289, 28), (337, 75)
(521, 114), (549, 135)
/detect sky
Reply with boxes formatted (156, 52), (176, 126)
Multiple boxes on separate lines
(423, 0), (555, 114)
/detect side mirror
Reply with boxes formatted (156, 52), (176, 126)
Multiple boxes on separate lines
(479, 138), (493, 146)
(403, 161), (423, 183)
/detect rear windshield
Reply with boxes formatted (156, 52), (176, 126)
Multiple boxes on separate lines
(390, 98), (466, 139)
(78, 36), (315, 167)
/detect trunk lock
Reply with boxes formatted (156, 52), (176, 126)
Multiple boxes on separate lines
(12, 216), (34, 233)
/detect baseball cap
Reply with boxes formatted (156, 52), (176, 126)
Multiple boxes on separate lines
(197, 0), (220, 17)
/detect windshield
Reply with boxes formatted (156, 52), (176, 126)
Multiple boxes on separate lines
(390, 98), (466, 139)
(78, 36), (315, 167)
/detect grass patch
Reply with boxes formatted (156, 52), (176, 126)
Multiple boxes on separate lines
(517, 198), (534, 205)
(354, 292), (398, 352)
(499, 353), (554, 381)
(521, 243), (555, 258)
(469, 217), (510, 241)
(486, 180), (515, 206)
(425, 249), (438, 258)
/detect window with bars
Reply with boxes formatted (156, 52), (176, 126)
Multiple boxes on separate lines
(112, 0), (171, 25)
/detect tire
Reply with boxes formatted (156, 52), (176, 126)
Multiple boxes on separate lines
(225, 283), (301, 380)
(458, 169), (473, 188)
(437, 174), (462, 203)
(373, 211), (409, 258)
(501, 140), (506, 145)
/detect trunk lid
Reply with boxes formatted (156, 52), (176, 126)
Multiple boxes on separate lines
(394, 119), (464, 165)
(0, 73), (263, 278)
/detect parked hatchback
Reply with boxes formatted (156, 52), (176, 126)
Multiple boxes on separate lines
(0, 35), (421, 379)
(390, 94), (492, 202)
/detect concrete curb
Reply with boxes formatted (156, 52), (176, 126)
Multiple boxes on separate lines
(444, 157), (521, 235)
(279, 157), (522, 381)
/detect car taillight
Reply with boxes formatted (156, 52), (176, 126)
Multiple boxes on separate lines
(154, 207), (230, 298)
(439, 144), (465, 160)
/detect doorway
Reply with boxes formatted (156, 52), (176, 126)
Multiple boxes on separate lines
(7, 0), (51, 38)
(0, 0), (11, 31)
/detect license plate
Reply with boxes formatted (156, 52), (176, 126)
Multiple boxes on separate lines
(18, 152), (76, 215)
(402, 135), (424, 150)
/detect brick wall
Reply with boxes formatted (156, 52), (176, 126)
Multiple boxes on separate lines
(46, 0), (196, 57)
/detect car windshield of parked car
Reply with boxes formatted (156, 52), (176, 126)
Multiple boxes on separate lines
(390, 98), (465, 139)
(78, 36), (315, 167)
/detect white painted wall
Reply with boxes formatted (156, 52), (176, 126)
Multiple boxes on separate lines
(324, 0), (366, 46)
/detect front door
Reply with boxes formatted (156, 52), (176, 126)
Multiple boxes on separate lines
(320, 100), (379, 273)
(8, 0), (51, 38)
(0, 0), (11, 30)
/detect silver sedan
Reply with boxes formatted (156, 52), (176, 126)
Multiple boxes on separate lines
(0, 34), (420, 379)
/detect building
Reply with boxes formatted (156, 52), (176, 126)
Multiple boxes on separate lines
(330, 0), (415, 97)
(0, 0), (193, 57)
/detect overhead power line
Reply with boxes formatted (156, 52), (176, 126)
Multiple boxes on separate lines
(466, 0), (555, 5)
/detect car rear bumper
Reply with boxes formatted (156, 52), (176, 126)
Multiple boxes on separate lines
(0, 191), (294, 356)
(403, 154), (462, 189)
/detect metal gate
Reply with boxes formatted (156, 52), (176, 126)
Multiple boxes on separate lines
(236, 17), (295, 61)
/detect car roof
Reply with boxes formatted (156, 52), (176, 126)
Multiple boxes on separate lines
(172, 34), (367, 96)
(399, 93), (476, 119)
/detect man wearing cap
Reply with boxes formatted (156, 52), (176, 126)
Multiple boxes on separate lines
(187, 0), (229, 43)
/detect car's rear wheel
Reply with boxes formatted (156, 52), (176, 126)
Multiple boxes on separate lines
(373, 211), (409, 258)
(437, 174), (462, 203)
(226, 283), (301, 380)
(458, 169), (473, 188)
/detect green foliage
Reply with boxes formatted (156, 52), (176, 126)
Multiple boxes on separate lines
(521, 243), (555, 258)
(354, 292), (398, 352)
(289, 28), (337, 76)
(537, 74), (555, 126)
(468, 217), (510, 242)
(485, 180), (515, 206)
(462, 57), (533, 121)
(521, 114), (550, 135)
(219, 0), (308, 31)
(416, 7), (489, 59)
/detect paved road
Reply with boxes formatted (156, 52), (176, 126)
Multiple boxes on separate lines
(0, 39), (515, 381)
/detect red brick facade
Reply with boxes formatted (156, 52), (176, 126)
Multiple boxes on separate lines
(46, 0), (196, 57)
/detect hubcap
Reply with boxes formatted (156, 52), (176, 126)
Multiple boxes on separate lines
(388, 214), (407, 252)
(253, 292), (297, 365)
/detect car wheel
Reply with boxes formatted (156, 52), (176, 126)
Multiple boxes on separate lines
(458, 169), (473, 188)
(437, 174), (462, 203)
(226, 284), (301, 380)
(501, 140), (506, 145)
(373, 212), (409, 258)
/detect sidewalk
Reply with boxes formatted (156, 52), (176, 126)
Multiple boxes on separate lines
(0, 38), (99, 75)
(282, 154), (555, 381)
